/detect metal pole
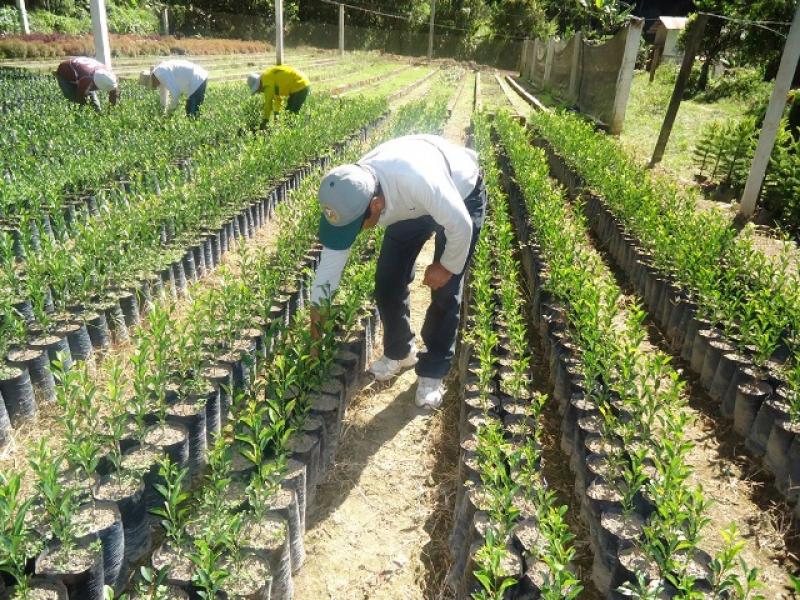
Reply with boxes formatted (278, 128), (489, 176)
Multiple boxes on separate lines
(339, 3), (345, 57)
(427, 0), (436, 61)
(739, 3), (800, 218)
(649, 14), (708, 166)
(275, 0), (284, 65)
(15, 0), (29, 35)
(89, 0), (112, 68)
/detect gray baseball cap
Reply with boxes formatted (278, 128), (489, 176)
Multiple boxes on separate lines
(318, 164), (377, 250)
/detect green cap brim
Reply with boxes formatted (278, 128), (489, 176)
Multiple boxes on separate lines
(319, 214), (362, 251)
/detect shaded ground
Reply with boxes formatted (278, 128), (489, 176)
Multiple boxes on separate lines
(619, 70), (746, 177)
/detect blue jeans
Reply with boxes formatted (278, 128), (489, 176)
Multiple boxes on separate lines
(287, 86), (310, 113)
(57, 76), (101, 111)
(375, 178), (486, 379)
(185, 79), (207, 117)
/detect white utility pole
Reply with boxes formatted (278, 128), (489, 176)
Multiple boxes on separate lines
(610, 17), (644, 135)
(89, 0), (112, 68)
(339, 3), (345, 57)
(15, 0), (30, 35)
(427, 0), (436, 61)
(739, 3), (800, 218)
(275, 0), (284, 65)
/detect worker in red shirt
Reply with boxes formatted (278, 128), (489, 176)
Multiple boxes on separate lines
(54, 57), (119, 111)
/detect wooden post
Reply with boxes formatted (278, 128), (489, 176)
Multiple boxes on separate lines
(568, 31), (582, 102)
(15, 0), (29, 35)
(609, 17), (644, 135)
(739, 3), (800, 218)
(338, 3), (345, 57)
(275, 0), (284, 65)
(89, 0), (112, 68)
(649, 44), (662, 82)
(475, 71), (481, 111)
(543, 37), (555, 83)
(427, 0), (436, 61)
(649, 14), (708, 163)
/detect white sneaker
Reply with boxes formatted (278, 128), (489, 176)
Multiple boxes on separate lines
(369, 347), (418, 381)
(415, 376), (444, 409)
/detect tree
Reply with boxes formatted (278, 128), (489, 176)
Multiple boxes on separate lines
(691, 0), (795, 89)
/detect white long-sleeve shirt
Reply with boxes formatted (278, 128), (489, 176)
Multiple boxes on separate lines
(152, 59), (208, 114)
(311, 135), (480, 305)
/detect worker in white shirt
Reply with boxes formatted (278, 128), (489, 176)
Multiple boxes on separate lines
(138, 59), (209, 117)
(311, 135), (486, 409)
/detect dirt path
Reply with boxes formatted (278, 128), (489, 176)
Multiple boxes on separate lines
(292, 78), (476, 600)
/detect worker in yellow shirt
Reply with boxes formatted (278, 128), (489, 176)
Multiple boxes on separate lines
(247, 65), (310, 128)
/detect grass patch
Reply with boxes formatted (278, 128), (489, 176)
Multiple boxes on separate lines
(619, 70), (747, 177)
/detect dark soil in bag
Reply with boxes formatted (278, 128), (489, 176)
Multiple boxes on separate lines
(219, 553), (271, 600)
(0, 360), (36, 426)
(12, 577), (69, 599)
(74, 501), (125, 590)
(35, 537), (105, 600)
(8, 345), (54, 405)
(94, 472), (151, 567)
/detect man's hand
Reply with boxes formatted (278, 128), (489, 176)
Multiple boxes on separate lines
(423, 262), (453, 290)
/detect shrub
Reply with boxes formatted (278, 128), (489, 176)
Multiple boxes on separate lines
(28, 10), (90, 35)
(0, 6), (21, 35)
(107, 5), (160, 36)
(0, 33), (270, 59)
(695, 67), (771, 104)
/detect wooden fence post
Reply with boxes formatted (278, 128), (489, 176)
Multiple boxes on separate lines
(339, 3), (345, 57)
(649, 14), (708, 163)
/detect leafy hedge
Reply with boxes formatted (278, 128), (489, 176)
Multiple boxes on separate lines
(0, 33), (269, 59)
(0, 5), (158, 36)
(695, 116), (800, 234)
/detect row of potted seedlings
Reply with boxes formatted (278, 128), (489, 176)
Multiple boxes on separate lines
(0, 248), (377, 600)
(0, 93), (454, 600)
(0, 68), (60, 114)
(113, 90), (455, 599)
(0, 56), (361, 226)
(526, 109), (800, 517)
(1, 81), (254, 232)
(492, 111), (765, 599)
(447, 113), (582, 600)
(0, 94), (388, 444)
(0, 150), (376, 600)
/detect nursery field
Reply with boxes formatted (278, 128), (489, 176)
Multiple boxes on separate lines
(1, 45), (799, 600)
